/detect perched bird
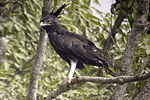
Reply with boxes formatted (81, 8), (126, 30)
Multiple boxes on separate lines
(40, 4), (114, 83)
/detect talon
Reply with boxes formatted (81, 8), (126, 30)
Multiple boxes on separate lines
(64, 77), (73, 89)
(64, 77), (73, 84)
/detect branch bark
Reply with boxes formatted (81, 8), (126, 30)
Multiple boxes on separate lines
(0, 0), (7, 68)
(27, 0), (53, 100)
(0, 0), (25, 19)
(136, 56), (150, 75)
(0, 0), (7, 17)
(110, 0), (150, 100)
(44, 72), (150, 100)
(133, 80), (150, 100)
(102, 13), (125, 55)
(0, 32), (5, 68)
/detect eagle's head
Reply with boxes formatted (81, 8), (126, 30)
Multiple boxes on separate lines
(40, 4), (68, 30)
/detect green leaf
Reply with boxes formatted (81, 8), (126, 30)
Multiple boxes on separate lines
(92, 0), (101, 6)
(86, 13), (100, 20)
(78, 10), (87, 20)
(90, 19), (99, 26)
(14, 24), (21, 31)
(116, 3), (121, 9)
(79, 17), (87, 26)
(61, 15), (73, 21)
(32, 0), (41, 9)
(146, 46), (150, 54)
(15, 75), (21, 80)
(114, 55), (122, 60)
(128, 0), (133, 8)
(99, 87), (106, 95)
(14, 53), (25, 59)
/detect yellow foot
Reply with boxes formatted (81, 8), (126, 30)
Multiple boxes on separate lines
(64, 77), (73, 85)
(63, 77), (73, 89)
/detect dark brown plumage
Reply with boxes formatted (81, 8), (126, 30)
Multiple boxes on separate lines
(40, 4), (114, 80)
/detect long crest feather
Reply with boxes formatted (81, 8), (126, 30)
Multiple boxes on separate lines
(53, 4), (68, 17)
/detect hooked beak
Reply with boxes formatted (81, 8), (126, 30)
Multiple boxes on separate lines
(40, 22), (50, 27)
(40, 22), (44, 27)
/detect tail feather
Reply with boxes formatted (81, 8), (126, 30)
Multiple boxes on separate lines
(102, 56), (113, 67)
(104, 67), (115, 77)
(98, 56), (115, 76)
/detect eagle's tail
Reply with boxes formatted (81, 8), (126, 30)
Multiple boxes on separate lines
(103, 66), (115, 77)
(99, 56), (115, 77)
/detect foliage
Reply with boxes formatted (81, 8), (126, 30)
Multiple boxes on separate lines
(0, 0), (149, 100)
(0, 0), (42, 99)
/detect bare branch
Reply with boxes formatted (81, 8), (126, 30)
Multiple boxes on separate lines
(44, 72), (150, 100)
(0, 0), (24, 20)
(133, 80), (150, 100)
(136, 56), (150, 75)
(98, 20), (120, 50)
(98, 20), (111, 34)
(27, 0), (53, 100)
(0, 0), (23, 6)
(0, 37), (5, 68)
(102, 13), (125, 55)
(111, 0), (150, 99)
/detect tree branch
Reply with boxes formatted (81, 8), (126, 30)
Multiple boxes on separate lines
(0, 37), (5, 68)
(102, 13), (125, 55)
(98, 20), (120, 50)
(44, 72), (150, 100)
(110, 0), (150, 100)
(136, 56), (150, 75)
(133, 79), (150, 100)
(27, 0), (53, 100)
(0, 0), (24, 19)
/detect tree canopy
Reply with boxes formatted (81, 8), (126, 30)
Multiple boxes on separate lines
(0, 0), (150, 100)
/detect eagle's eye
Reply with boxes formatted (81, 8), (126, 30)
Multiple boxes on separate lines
(47, 20), (51, 24)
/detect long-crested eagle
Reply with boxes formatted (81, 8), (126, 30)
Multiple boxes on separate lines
(40, 4), (114, 83)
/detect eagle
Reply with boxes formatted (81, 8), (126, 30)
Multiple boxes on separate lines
(40, 4), (114, 83)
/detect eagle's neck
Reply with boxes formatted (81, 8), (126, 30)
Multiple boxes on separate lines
(43, 23), (62, 33)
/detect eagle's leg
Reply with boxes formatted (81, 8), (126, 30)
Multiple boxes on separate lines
(65, 60), (77, 84)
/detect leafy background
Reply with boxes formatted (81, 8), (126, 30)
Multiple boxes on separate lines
(0, 0), (149, 100)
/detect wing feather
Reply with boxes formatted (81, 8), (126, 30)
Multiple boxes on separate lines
(51, 31), (104, 63)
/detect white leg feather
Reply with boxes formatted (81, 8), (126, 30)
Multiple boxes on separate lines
(68, 60), (77, 79)
(65, 60), (77, 83)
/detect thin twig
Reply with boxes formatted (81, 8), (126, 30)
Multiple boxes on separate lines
(98, 20), (120, 49)
(6, 68), (19, 87)
(136, 56), (150, 75)
(98, 20), (111, 34)
(0, 0), (23, 20)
